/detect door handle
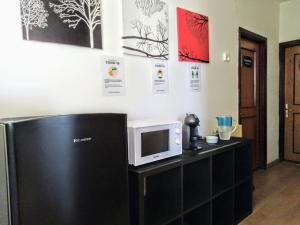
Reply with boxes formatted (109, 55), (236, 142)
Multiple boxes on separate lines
(285, 104), (294, 118)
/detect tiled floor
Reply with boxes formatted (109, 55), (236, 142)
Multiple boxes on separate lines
(240, 162), (300, 225)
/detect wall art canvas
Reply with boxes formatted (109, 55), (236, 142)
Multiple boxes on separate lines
(177, 8), (209, 63)
(122, 0), (169, 60)
(19, 0), (102, 49)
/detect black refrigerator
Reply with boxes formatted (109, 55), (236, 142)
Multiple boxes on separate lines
(0, 114), (129, 225)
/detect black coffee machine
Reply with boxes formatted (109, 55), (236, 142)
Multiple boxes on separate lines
(182, 114), (202, 150)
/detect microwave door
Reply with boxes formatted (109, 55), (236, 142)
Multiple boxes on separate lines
(141, 129), (170, 157)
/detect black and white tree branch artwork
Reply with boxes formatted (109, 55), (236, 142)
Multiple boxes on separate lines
(49, 0), (102, 48)
(20, 0), (49, 40)
(123, 19), (168, 59)
(19, 0), (102, 48)
(135, 0), (165, 17)
(123, 0), (169, 60)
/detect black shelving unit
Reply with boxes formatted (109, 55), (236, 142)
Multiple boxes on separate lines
(167, 219), (182, 225)
(212, 190), (234, 225)
(235, 145), (252, 183)
(183, 157), (211, 210)
(235, 180), (252, 223)
(144, 167), (182, 225)
(183, 202), (211, 225)
(129, 138), (253, 225)
(212, 150), (234, 195)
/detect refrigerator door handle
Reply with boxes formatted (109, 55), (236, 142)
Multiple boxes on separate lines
(143, 177), (147, 197)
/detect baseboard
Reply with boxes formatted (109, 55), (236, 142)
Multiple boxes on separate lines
(282, 159), (300, 165)
(267, 159), (280, 168)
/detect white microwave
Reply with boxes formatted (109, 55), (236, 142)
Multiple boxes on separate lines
(127, 120), (182, 166)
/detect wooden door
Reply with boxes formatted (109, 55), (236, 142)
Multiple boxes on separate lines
(284, 46), (300, 162)
(239, 39), (263, 169)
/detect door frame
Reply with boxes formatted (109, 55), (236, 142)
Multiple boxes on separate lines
(239, 27), (268, 169)
(279, 39), (300, 162)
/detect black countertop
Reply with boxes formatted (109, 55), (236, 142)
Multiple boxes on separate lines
(129, 137), (251, 175)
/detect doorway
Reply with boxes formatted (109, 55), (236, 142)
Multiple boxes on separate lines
(239, 28), (267, 170)
(279, 40), (300, 163)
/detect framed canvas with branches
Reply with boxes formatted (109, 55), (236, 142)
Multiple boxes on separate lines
(19, 0), (103, 49)
(177, 8), (209, 63)
(122, 0), (169, 60)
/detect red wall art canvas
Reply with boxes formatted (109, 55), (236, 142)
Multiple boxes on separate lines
(177, 8), (209, 63)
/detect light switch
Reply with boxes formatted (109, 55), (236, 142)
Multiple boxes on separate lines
(223, 52), (231, 62)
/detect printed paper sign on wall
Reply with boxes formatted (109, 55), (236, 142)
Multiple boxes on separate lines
(122, 0), (169, 60)
(19, 0), (102, 49)
(189, 63), (201, 92)
(177, 8), (209, 63)
(102, 57), (126, 96)
(152, 61), (169, 94)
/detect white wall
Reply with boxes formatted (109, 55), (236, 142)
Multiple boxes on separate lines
(236, 0), (280, 163)
(280, 0), (300, 42)
(0, 0), (239, 136)
(0, 0), (282, 163)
